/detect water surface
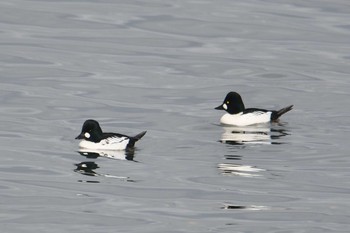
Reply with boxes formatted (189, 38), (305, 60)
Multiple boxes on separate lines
(1, 0), (350, 232)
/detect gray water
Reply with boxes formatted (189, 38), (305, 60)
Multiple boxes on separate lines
(1, 0), (350, 232)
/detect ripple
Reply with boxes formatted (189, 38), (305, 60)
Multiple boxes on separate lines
(0, 106), (42, 116)
(0, 54), (53, 65)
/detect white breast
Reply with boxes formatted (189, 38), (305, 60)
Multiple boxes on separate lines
(79, 136), (130, 150)
(220, 111), (272, 126)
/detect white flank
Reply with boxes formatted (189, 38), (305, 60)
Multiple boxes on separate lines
(78, 148), (129, 160)
(220, 111), (272, 126)
(79, 136), (130, 150)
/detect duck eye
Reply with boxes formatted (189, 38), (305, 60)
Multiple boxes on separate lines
(227, 101), (230, 104)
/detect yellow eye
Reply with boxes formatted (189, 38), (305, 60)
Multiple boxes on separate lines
(227, 101), (230, 104)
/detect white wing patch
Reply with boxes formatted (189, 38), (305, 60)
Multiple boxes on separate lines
(250, 111), (265, 116)
(100, 136), (129, 145)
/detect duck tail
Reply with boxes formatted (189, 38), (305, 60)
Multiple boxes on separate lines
(272, 105), (293, 121)
(133, 131), (147, 141)
(126, 131), (147, 149)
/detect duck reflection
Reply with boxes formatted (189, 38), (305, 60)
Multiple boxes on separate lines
(221, 203), (269, 210)
(219, 124), (289, 145)
(75, 149), (136, 182)
(74, 161), (130, 180)
(77, 148), (135, 161)
(74, 161), (99, 176)
(218, 163), (265, 177)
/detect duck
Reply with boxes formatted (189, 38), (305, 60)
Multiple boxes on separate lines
(215, 92), (293, 126)
(75, 119), (146, 150)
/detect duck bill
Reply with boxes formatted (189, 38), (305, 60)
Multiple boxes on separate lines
(215, 104), (225, 110)
(75, 133), (84, 139)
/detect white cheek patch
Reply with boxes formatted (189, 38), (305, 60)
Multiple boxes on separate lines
(84, 132), (90, 139)
(223, 103), (228, 110)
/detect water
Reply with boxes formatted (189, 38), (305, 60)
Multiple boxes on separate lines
(1, 0), (350, 232)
